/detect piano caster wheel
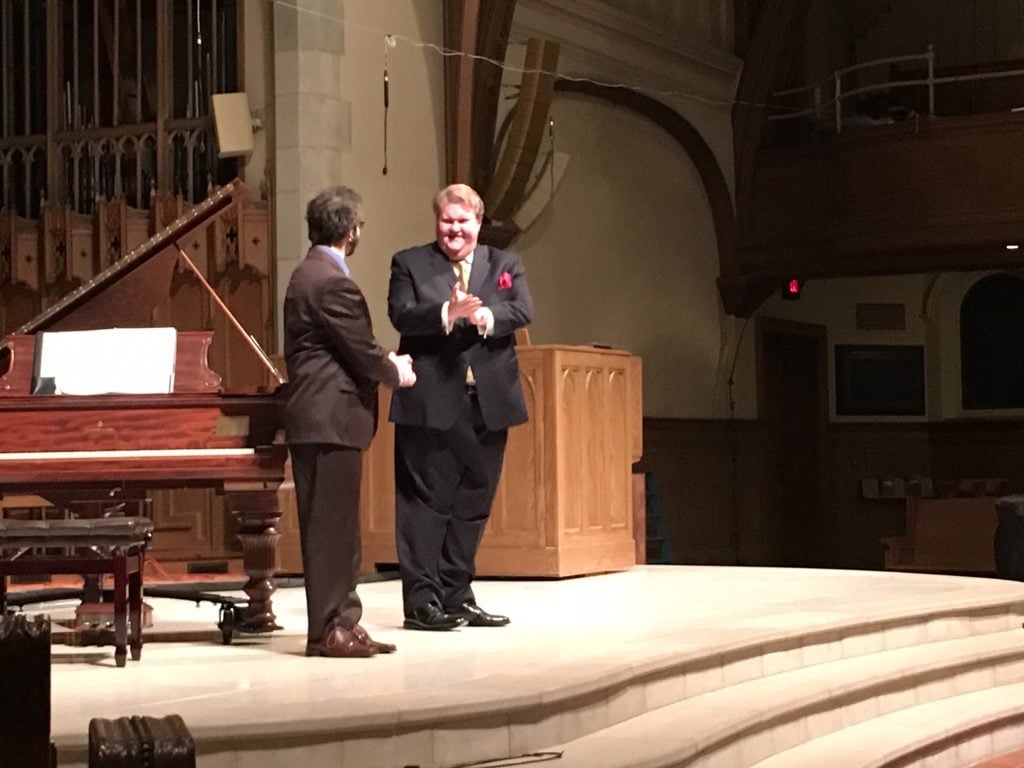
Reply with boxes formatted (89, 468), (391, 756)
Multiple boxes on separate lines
(115, 649), (127, 668)
(218, 604), (236, 645)
(130, 644), (142, 662)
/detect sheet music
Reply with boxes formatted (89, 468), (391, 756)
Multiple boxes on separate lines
(33, 328), (177, 395)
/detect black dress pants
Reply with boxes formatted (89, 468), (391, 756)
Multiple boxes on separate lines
(289, 444), (363, 643)
(394, 389), (507, 614)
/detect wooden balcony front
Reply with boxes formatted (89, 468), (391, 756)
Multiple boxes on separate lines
(740, 112), (1024, 280)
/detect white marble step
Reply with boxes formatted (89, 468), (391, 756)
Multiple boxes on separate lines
(751, 680), (1024, 768)
(541, 627), (1024, 768)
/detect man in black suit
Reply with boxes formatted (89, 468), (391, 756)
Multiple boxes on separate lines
(283, 185), (416, 657)
(388, 183), (533, 631)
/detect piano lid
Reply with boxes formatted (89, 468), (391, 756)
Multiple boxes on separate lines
(13, 179), (246, 335)
(2, 178), (285, 388)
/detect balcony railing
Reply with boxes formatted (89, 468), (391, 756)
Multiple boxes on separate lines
(0, 118), (216, 218)
(769, 46), (1024, 135)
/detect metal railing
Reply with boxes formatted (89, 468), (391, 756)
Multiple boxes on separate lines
(769, 46), (1024, 133)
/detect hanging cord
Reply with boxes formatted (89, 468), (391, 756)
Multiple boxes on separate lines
(548, 118), (555, 198)
(382, 34), (395, 175)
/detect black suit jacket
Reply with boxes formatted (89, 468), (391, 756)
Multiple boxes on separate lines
(387, 242), (533, 431)
(282, 246), (399, 449)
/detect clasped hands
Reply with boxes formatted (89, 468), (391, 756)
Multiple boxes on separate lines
(387, 351), (417, 387)
(449, 283), (488, 333)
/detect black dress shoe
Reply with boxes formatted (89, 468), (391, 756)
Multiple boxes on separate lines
(449, 601), (510, 627)
(403, 604), (468, 631)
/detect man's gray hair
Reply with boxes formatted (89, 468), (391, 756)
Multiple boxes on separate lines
(306, 185), (362, 246)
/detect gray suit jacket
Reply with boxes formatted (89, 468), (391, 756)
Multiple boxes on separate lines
(282, 246), (399, 448)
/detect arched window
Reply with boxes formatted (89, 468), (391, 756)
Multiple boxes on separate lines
(961, 273), (1024, 409)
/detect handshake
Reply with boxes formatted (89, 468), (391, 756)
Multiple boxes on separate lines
(387, 351), (417, 387)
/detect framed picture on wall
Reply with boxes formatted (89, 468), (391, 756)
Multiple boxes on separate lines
(834, 344), (925, 416)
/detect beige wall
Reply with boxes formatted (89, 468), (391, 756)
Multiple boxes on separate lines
(508, 0), (742, 419)
(246, 0), (743, 420)
(331, 2), (447, 349)
(513, 95), (727, 419)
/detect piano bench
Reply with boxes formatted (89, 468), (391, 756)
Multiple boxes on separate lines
(0, 517), (153, 667)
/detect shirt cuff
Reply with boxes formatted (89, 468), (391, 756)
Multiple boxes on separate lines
(477, 307), (495, 337)
(441, 301), (454, 334)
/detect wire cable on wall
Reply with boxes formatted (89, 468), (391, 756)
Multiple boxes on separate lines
(264, 0), (798, 115)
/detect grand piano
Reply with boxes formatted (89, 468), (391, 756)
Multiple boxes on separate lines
(0, 179), (287, 632)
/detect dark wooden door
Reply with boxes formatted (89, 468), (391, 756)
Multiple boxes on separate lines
(758, 319), (829, 566)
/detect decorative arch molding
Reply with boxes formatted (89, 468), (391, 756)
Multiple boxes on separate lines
(552, 79), (748, 315)
(442, 0), (519, 190)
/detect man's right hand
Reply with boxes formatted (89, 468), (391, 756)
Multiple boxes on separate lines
(388, 352), (417, 387)
(448, 282), (483, 320)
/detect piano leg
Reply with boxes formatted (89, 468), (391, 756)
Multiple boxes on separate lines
(226, 489), (283, 633)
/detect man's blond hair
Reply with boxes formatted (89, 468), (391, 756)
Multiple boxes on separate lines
(433, 183), (484, 222)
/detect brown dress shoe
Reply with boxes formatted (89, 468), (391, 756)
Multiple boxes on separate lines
(353, 624), (397, 654)
(305, 627), (377, 658)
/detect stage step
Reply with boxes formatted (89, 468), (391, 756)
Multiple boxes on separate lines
(544, 623), (1024, 768)
(751, 682), (1024, 768)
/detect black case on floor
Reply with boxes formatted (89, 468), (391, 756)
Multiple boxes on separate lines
(0, 613), (53, 768)
(88, 715), (195, 768)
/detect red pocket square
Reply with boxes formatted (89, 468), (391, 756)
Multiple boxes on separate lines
(497, 271), (513, 290)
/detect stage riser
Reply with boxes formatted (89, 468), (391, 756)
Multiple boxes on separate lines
(52, 602), (1024, 768)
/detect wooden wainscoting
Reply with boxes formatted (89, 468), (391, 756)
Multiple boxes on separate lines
(636, 418), (768, 566)
(929, 421), (1024, 489)
(829, 422), (932, 569)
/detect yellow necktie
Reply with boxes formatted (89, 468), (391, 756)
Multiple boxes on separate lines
(455, 259), (475, 385)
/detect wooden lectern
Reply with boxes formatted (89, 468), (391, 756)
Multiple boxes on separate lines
(358, 344), (642, 578)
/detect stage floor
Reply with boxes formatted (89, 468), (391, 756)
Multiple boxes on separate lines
(28, 565), (1024, 767)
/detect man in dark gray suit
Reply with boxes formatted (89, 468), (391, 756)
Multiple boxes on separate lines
(283, 185), (416, 658)
(388, 183), (533, 631)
